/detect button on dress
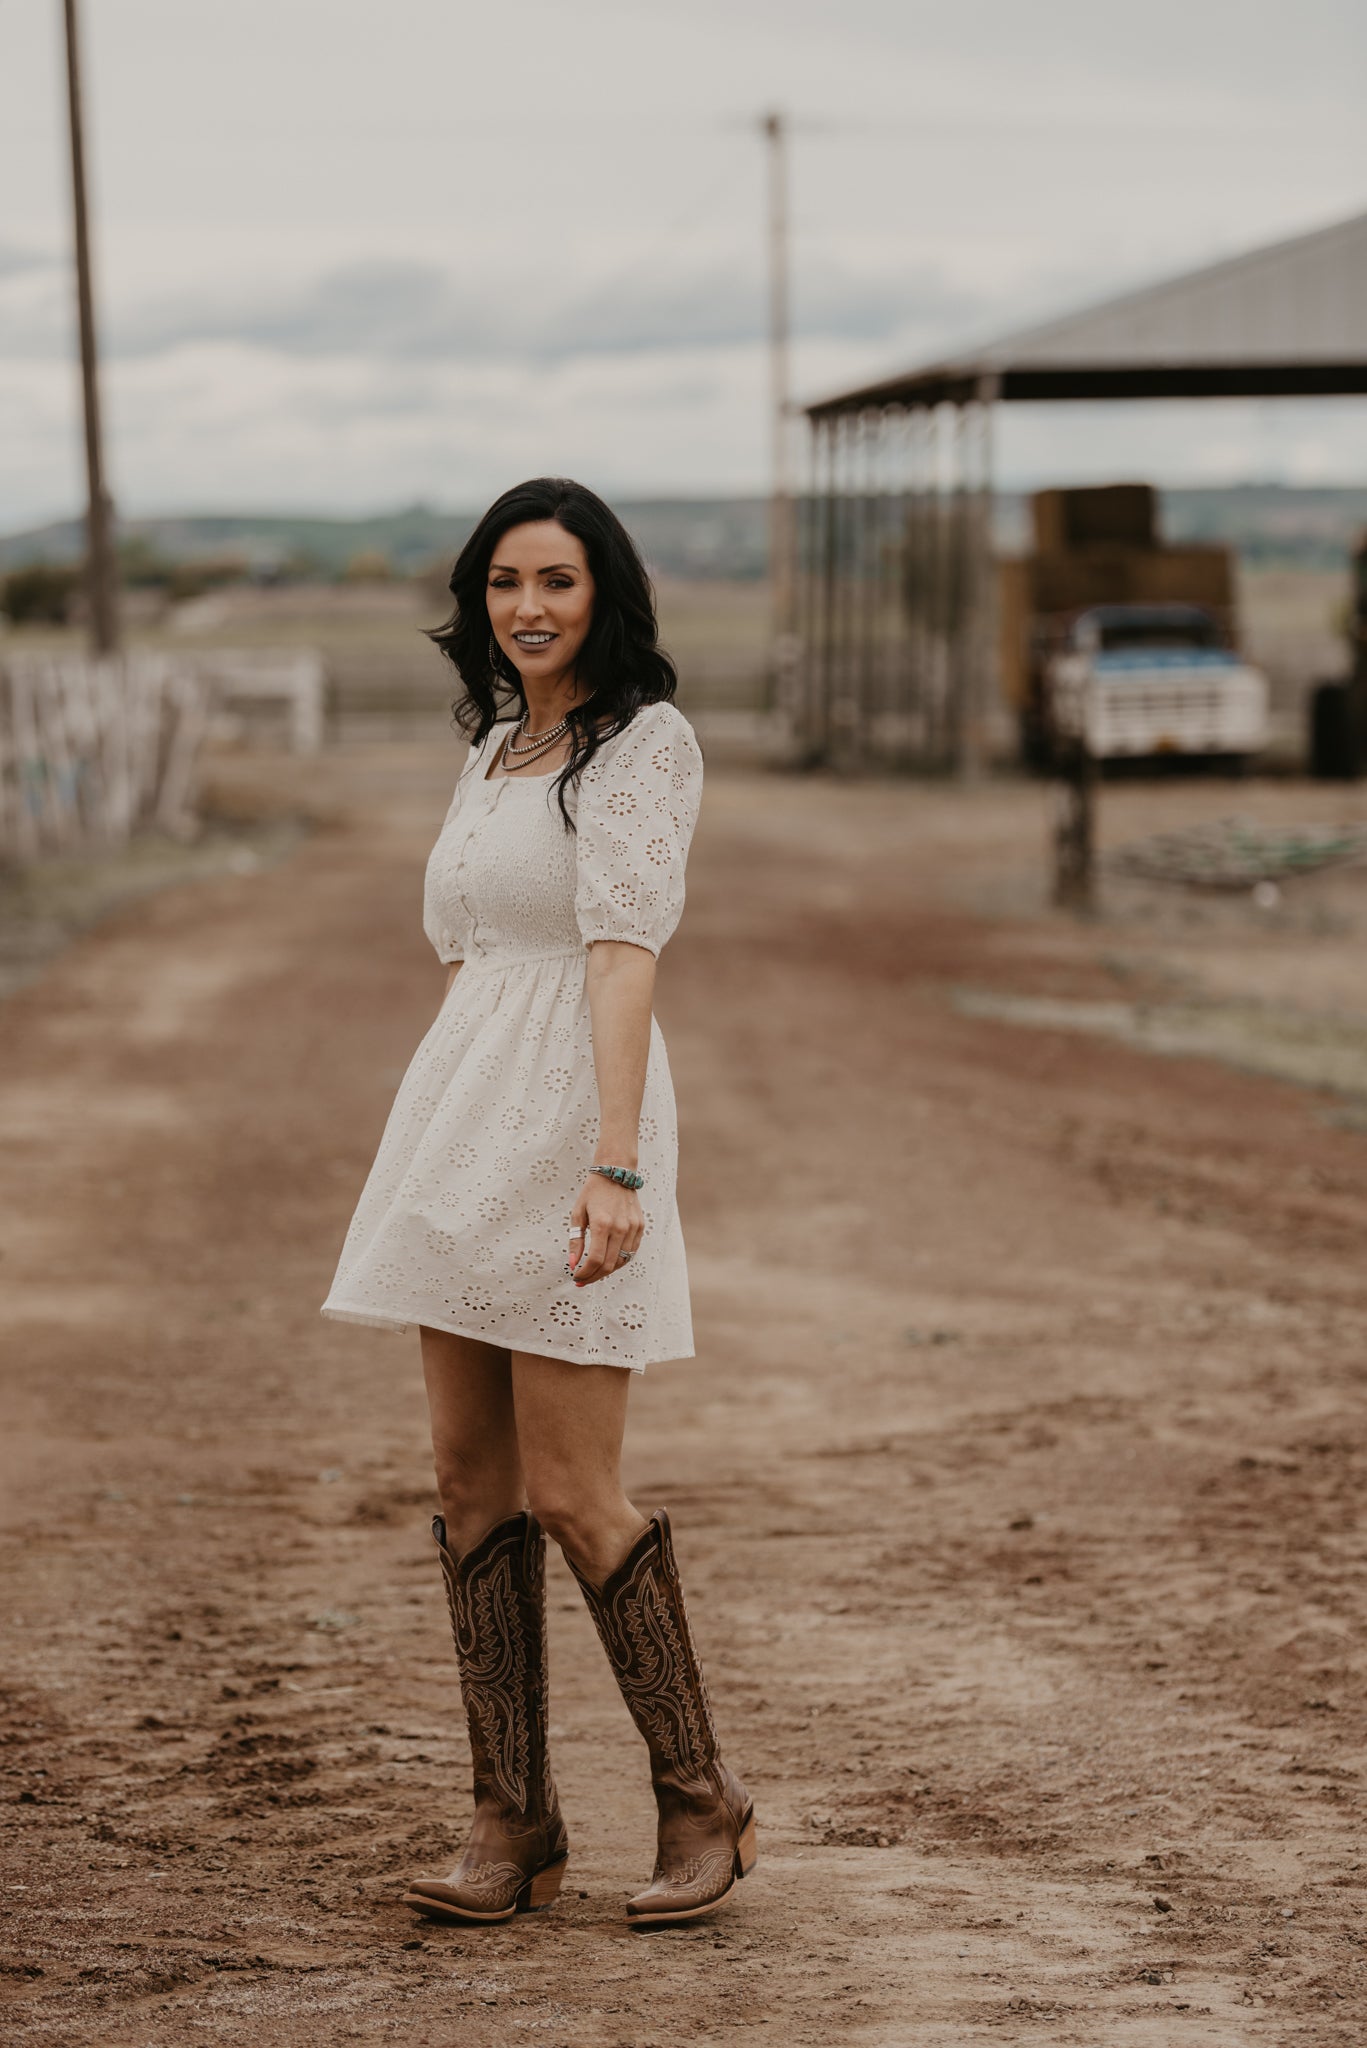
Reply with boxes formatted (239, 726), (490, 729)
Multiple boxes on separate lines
(321, 702), (703, 1371)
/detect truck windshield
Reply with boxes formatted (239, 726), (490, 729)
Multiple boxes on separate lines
(1089, 607), (1222, 653)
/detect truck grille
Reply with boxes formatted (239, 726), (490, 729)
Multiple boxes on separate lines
(1109, 688), (1224, 723)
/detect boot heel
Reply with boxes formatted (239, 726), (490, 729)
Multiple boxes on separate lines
(734, 1810), (758, 1879)
(523, 1855), (568, 1912)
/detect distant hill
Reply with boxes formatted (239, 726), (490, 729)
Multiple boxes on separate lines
(992, 485), (1367, 565)
(3, 485), (1365, 581)
(0, 499), (774, 582)
(1159, 486), (1367, 564)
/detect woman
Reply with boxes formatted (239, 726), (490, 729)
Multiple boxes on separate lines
(321, 478), (754, 1931)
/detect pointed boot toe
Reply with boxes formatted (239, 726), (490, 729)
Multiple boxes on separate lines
(403, 1513), (568, 1925)
(401, 1850), (568, 1924)
(569, 1510), (757, 1930)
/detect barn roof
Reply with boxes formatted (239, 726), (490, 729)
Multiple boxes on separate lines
(806, 208), (1367, 416)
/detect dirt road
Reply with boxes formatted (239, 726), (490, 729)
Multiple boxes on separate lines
(3, 748), (1366, 2046)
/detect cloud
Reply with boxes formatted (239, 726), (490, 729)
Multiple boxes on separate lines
(0, 243), (62, 281)
(81, 252), (981, 369)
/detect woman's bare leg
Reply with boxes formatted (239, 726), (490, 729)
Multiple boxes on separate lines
(511, 1353), (645, 1585)
(513, 1352), (754, 1927)
(406, 1329), (567, 1925)
(419, 1327), (524, 1557)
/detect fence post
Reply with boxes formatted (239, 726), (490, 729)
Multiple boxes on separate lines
(1052, 736), (1096, 909)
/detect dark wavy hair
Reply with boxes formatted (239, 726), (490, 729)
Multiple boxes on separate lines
(428, 477), (678, 826)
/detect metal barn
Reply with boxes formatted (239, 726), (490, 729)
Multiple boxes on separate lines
(792, 208), (1367, 771)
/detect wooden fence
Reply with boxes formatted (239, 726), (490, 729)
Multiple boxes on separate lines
(0, 651), (215, 862)
(194, 647), (326, 755)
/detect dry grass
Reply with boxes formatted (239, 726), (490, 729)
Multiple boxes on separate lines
(1, 564), (1349, 747)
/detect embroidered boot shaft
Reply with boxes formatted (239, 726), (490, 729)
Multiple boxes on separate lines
(403, 1512), (568, 1923)
(569, 1508), (756, 1927)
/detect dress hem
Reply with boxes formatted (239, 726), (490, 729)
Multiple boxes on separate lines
(320, 1299), (694, 1373)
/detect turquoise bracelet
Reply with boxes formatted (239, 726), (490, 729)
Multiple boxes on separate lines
(588, 1163), (646, 1191)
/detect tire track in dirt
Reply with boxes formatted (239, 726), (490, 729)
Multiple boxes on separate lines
(2, 751), (1365, 2044)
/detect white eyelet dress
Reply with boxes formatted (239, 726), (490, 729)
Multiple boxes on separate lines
(320, 701), (703, 1372)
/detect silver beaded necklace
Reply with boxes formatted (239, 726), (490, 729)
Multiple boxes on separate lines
(504, 712), (571, 765)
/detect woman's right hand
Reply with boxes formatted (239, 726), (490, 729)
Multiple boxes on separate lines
(568, 1174), (643, 1286)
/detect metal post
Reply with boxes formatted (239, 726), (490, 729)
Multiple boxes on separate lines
(879, 408), (901, 759)
(762, 111), (794, 651)
(881, 409), (899, 757)
(878, 408), (904, 763)
(795, 414), (817, 748)
(1053, 737), (1097, 910)
(832, 413), (853, 761)
(798, 413), (826, 754)
(816, 416), (839, 764)
(62, 0), (119, 656)
(907, 407), (932, 761)
(898, 406), (919, 762)
(839, 412), (861, 764)
(976, 377), (999, 769)
(856, 411), (879, 765)
(957, 374), (999, 782)
(932, 405), (955, 771)
(951, 402), (975, 779)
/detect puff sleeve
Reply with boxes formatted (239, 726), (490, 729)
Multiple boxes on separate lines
(574, 703), (703, 956)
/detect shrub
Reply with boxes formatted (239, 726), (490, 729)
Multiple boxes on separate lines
(166, 555), (249, 602)
(343, 549), (394, 584)
(1, 562), (82, 625)
(119, 537), (177, 588)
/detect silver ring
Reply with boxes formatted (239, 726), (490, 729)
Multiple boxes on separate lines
(617, 1249), (632, 1264)
(568, 1227), (584, 1239)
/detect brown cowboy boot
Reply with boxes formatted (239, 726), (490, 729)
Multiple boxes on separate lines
(569, 1509), (756, 1929)
(402, 1512), (568, 1924)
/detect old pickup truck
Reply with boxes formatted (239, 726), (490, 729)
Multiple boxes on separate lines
(1046, 602), (1269, 767)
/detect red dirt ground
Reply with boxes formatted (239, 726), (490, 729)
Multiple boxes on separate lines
(2, 748), (1366, 2046)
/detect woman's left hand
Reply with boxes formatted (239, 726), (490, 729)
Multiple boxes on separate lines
(569, 1175), (643, 1286)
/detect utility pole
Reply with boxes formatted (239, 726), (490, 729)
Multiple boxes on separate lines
(762, 110), (793, 650)
(62, 0), (119, 655)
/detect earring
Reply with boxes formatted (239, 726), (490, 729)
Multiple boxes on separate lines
(489, 633), (511, 680)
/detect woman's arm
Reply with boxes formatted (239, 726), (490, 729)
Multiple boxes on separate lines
(569, 941), (655, 1286)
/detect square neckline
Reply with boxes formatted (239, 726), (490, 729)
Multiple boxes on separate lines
(481, 722), (564, 784)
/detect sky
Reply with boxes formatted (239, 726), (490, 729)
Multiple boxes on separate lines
(2, 0), (1366, 530)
